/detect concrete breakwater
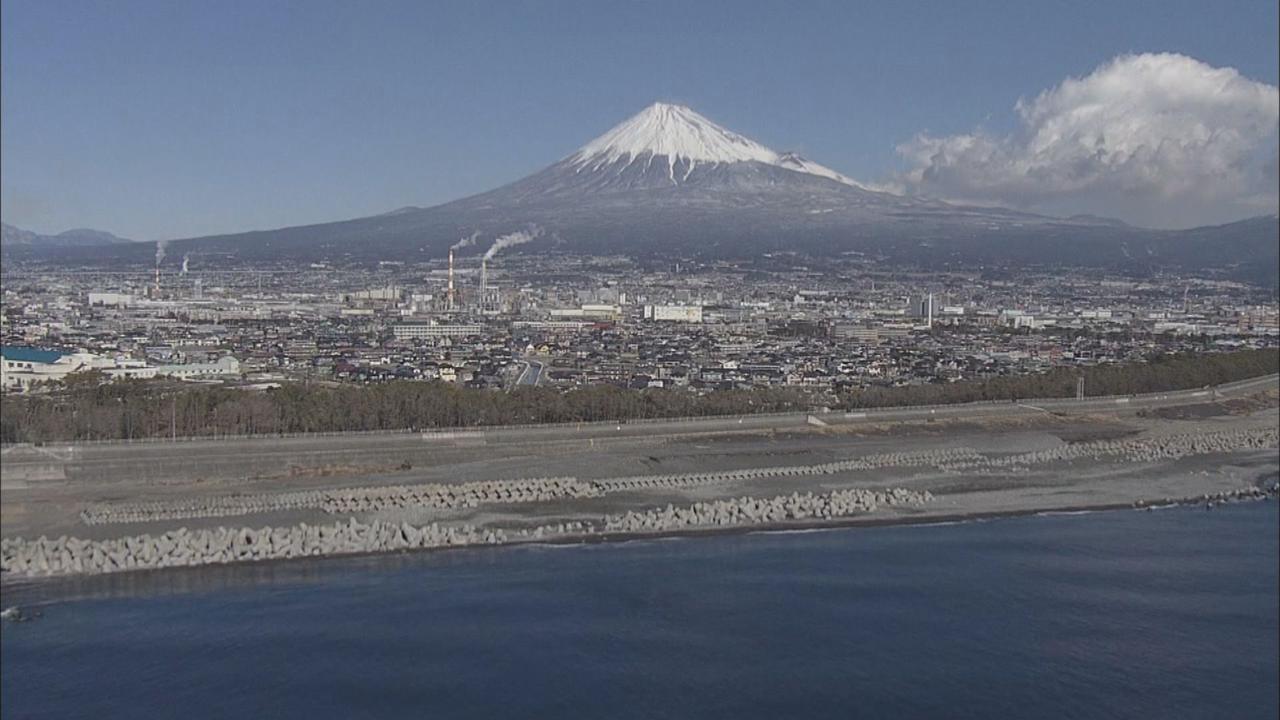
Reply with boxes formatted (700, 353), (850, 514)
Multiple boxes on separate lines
(79, 448), (981, 526)
(941, 428), (1278, 471)
(71, 429), (1276, 529)
(2, 520), (508, 577)
(5, 487), (930, 578)
(79, 477), (596, 525)
(80, 489), (326, 525)
(1133, 484), (1277, 509)
(594, 448), (982, 492)
(320, 477), (599, 514)
(600, 488), (932, 533)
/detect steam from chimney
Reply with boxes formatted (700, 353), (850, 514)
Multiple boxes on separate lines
(181, 254), (190, 275)
(483, 226), (542, 261)
(451, 232), (479, 251)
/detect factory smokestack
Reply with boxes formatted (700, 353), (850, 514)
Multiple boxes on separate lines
(153, 240), (168, 296)
(480, 256), (488, 308)
(447, 249), (456, 310)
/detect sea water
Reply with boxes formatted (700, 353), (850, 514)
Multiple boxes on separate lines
(2, 502), (1276, 719)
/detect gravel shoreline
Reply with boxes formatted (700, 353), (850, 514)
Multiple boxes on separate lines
(4, 401), (1277, 584)
(2, 487), (933, 578)
(2, 486), (1275, 590)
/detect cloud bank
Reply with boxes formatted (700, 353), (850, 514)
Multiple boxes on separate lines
(895, 53), (1279, 228)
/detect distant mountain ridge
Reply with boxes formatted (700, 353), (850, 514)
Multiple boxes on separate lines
(3, 103), (1276, 286)
(1, 222), (133, 248)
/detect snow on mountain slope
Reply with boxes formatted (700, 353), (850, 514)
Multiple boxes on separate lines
(572, 103), (777, 170)
(775, 152), (872, 191)
(569, 102), (873, 189)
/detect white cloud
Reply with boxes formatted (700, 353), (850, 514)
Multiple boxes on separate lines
(895, 53), (1279, 228)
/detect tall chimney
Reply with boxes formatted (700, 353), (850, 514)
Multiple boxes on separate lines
(480, 257), (488, 310)
(447, 249), (455, 310)
(927, 292), (933, 329)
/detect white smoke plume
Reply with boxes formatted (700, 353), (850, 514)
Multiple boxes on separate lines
(154, 239), (168, 266)
(451, 232), (479, 251)
(484, 226), (543, 261)
(181, 254), (190, 275)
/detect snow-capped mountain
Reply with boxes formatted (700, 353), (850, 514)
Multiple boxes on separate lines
(562, 102), (876, 192)
(9, 102), (1277, 285)
(427, 102), (1063, 232)
(499, 102), (884, 197)
(570, 103), (880, 193)
(571, 103), (780, 175)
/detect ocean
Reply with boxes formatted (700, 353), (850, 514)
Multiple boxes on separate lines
(2, 502), (1277, 719)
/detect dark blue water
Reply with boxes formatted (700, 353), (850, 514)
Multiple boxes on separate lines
(3, 502), (1277, 720)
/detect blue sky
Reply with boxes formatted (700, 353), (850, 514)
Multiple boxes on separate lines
(2, 0), (1277, 239)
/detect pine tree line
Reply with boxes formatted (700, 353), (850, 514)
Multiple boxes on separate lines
(1, 349), (1274, 443)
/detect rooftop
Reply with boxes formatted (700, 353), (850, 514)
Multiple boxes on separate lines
(1, 346), (66, 364)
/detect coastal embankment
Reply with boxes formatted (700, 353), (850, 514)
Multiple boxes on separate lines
(2, 381), (1277, 580)
(2, 488), (932, 576)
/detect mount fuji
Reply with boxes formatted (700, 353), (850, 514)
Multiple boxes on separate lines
(8, 102), (1277, 284)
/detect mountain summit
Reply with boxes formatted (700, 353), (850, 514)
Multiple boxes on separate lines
(7, 102), (1276, 286)
(567, 102), (872, 190)
(572, 103), (781, 175)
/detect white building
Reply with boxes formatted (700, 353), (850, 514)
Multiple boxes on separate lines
(512, 321), (593, 333)
(87, 292), (134, 307)
(393, 323), (483, 340)
(549, 305), (621, 321)
(105, 356), (242, 382)
(1, 346), (240, 392)
(2, 346), (96, 392)
(643, 305), (703, 323)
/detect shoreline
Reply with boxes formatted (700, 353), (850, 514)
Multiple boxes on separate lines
(4, 390), (1277, 593)
(4, 484), (1275, 598)
(566, 495), (1267, 549)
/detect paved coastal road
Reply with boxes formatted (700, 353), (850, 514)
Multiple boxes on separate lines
(516, 359), (544, 387)
(2, 374), (1275, 488)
